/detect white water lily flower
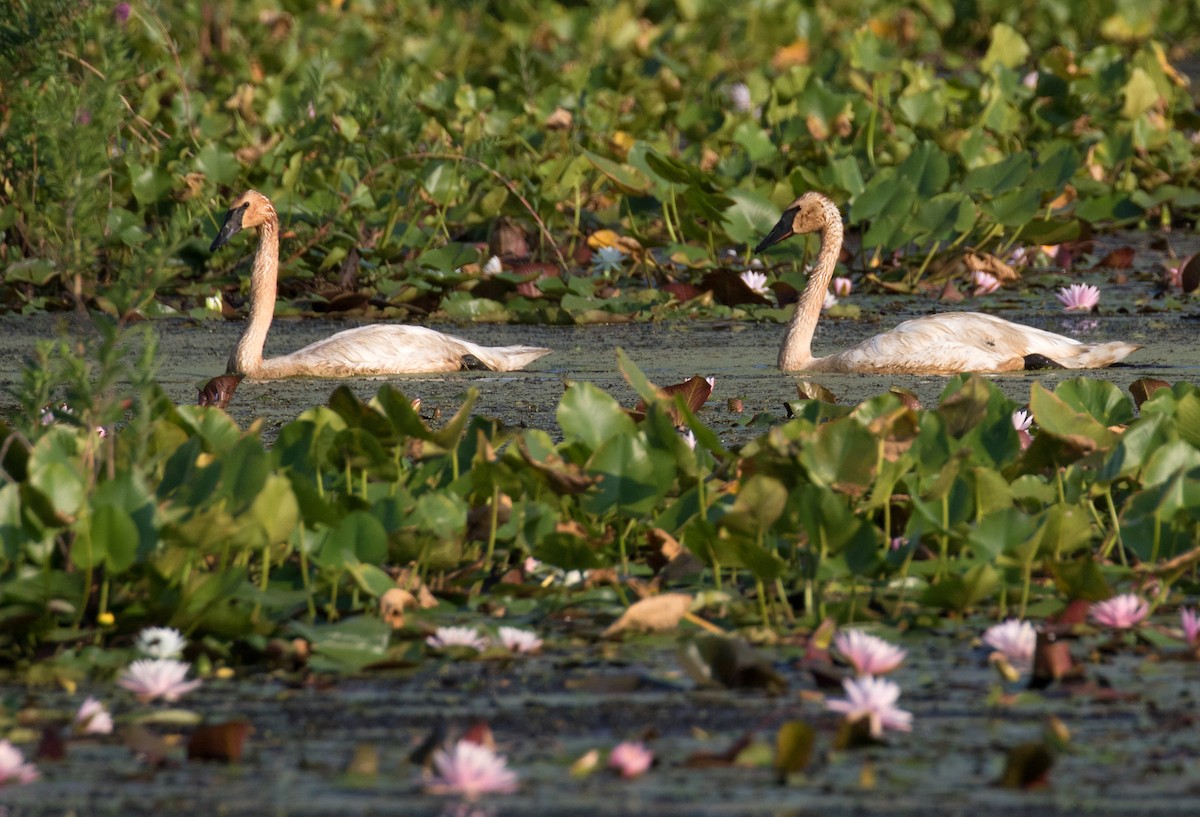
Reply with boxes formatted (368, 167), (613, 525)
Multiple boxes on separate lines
(426, 626), (489, 651)
(74, 697), (114, 735)
(117, 659), (202, 702)
(427, 739), (519, 799)
(592, 245), (627, 275)
(982, 619), (1036, 669)
(822, 291), (839, 311)
(739, 270), (770, 296)
(497, 626), (543, 654)
(482, 255), (503, 276)
(0, 739), (39, 785)
(1011, 409), (1032, 432)
(825, 676), (913, 738)
(135, 626), (187, 659)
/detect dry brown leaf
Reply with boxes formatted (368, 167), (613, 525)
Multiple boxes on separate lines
(630, 375), (714, 422)
(1092, 246), (1135, 269)
(771, 39), (810, 71)
(187, 720), (252, 763)
(379, 588), (417, 629)
(543, 106), (573, 130)
(796, 381), (836, 403)
(603, 593), (693, 638)
(198, 374), (244, 409)
(393, 568), (438, 609)
(965, 251), (1019, 282)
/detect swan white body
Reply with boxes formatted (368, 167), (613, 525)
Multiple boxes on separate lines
(210, 190), (551, 379)
(755, 193), (1141, 375)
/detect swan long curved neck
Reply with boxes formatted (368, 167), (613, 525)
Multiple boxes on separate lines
(228, 213), (280, 376)
(778, 199), (843, 370)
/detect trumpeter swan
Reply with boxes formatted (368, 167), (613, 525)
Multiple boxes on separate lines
(209, 190), (551, 378)
(755, 192), (1140, 374)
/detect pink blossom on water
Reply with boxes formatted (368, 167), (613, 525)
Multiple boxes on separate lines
(832, 276), (853, 297)
(982, 619), (1036, 669)
(972, 271), (1000, 296)
(0, 740), (40, 786)
(496, 627), (542, 654)
(833, 630), (907, 676)
(608, 740), (653, 778)
(74, 697), (114, 735)
(1090, 593), (1150, 630)
(427, 626), (489, 651)
(825, 676), (912, 738)
(1011, 410), (1032, 432)
(1056, 283), (1100, 312)
(1180, 608), (1199, 646)
(426, 740), (518, 799)
(117, 658), (202, 702)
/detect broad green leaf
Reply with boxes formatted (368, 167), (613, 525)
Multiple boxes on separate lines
(558, 382), (635, 453)
(982, 23), (1030, 72)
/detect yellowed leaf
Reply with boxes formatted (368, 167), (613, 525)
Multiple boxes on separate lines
(603, 593), (693, 637)
(772, 40), (810, 72)
(379, 588), (417, 629)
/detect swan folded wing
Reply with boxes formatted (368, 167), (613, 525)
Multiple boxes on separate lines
(267, 325), (549, 376)
(829, 312), (1136, 375)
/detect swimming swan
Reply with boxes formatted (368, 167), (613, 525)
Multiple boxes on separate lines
(754, 192), (1141, 374)
(209, 190), (552, 378)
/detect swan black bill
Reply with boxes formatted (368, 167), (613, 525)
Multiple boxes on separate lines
(753, 209), (798, 254)
(210, 204), (247, 252)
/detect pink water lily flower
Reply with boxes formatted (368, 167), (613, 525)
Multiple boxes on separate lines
(825, 676), (913, 738)
(1056, 283), (1100, 312)
(1011, 410), (1032, 432)
(426, 740), (519, 799)
(1089, 594), (1150, 630)
(982, 619), (1036, 669)
(426, 626), (489, 651)
(74, 697), (114, 735)
(117, 658), (202, 702)
(833, 276), (853, 297)
(972, 271), (1000, 296)
(833, 630), (907, 676)
(1180, 608), (1199, 646)
(608, 740), (654, 778)
(496, 627), (542, 654)
(0, 740), (40, 786)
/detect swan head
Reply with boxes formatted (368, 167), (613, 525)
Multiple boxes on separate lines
(210, 190), (276, 252)
(753, 191), (834, 253)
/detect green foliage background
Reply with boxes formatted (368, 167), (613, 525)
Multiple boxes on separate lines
(1, 0), (1198, 315)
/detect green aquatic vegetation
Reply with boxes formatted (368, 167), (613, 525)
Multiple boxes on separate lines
(1, 1), (1197, 320)
(3, 323), (1199, 673)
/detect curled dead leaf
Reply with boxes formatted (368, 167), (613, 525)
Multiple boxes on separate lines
(797, 381), (836, 403)
(379, 588), (417, 629)
(603, 593), (693, 637)
(198, 374), (244, 409)
(965, 251), (1018, 282)
(543, 106), (573, 130)
(631, 375), (714, 422)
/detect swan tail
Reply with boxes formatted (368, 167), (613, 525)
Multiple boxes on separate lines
(468, 344), (552, 372)
(1060, 342), (1143, 369)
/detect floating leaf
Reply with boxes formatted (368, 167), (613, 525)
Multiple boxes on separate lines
(187, 720), (252, 763)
